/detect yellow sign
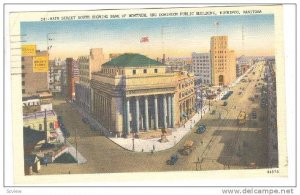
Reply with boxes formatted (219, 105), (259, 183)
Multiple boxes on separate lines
(33, 56), (49, 72)
(21, 45), (36, 56)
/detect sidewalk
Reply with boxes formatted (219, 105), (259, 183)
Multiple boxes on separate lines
(109, 105), (209, 152)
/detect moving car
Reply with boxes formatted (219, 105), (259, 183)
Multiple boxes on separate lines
(180, 140), (195, 156)
(166, 154), (178, 165)
(196, 124), (206, 134)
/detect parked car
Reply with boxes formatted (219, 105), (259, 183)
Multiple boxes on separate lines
(90, 125), (97, 131)
(196, 124), (206, 134)
(180, 140), (195, 156)
(223, 101), (228, 106)
(82, 117), (89, 124)
(166, 154), (178, 165)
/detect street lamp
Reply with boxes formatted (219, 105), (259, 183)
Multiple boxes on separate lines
(131, 131), (135, 151)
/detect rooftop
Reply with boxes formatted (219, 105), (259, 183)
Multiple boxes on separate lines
(23, 110), (56, 120)
(102, 53), (164, 68)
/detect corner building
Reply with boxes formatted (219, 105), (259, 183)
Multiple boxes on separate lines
(210, 36), (236, 86)
(91, 53), (195, 137)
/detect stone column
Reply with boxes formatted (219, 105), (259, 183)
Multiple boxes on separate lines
(135, 97), (140, 133)
(144, 96), (149, 131)
(170, 94), (174, 128)
(154, 95), (158, 129)
(167, 95), (172, 127)
(162, 95), (167, 128)
(126, 98), (130, 135)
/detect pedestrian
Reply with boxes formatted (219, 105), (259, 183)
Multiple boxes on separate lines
(153, 145), (155, 151)
(68, 170), (71, 174)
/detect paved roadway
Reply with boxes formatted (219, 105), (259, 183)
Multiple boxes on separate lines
(36, 62), (270, 175)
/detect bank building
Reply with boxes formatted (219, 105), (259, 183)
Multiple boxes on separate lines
(91, 53), (195, 137)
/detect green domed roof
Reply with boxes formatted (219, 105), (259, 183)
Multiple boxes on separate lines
(102, 53), (164, 67)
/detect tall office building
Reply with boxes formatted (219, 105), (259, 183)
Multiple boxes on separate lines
(75, 48), (105, 113)
(210, 36), (236, 86)
(192, 52), (211, 86)
(22, 50), (49, 96)
(66, 58), (79, 101)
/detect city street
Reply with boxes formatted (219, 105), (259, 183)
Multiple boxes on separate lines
(36, 62), (271, 175)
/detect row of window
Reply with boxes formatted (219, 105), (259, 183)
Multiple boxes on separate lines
(193, 67), (210, 70)
(178, 79), (194, 89)
(192, 56), (209, 59)
(214, 56), (227, 59)
(193, 60), (210, 63)
(132, 69), (158, 75)
(179, 88), (194, 99)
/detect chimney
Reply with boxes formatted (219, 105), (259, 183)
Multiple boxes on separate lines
(162, 54), (166, 64)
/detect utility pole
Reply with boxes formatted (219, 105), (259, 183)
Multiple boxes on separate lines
(75, 128), (78, 164)
(201, 89), (203, 119)
(44, 109), (48, 143)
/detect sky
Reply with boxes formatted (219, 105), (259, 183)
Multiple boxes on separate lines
(21, 14), (275, 60)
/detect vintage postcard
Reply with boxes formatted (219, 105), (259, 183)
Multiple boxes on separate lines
(8, 4), (287, 185)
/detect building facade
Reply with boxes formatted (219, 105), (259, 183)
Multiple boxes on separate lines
(210, 36), (236, 86)
(49, 58), (64, 95)
(192, 52), (211, 86)
(22, 50), (49, 96)
(66, 58), (79, 101)
(90, 53), (195, 137)
(173, 71), (195, 126)
(236, 55), (253, 77)
(76, 48), (105, 113)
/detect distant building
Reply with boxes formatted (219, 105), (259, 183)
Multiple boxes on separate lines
(23, 110), (57, 131)
(236, 55), (253, 77)
(109, 53), (122, 60)
(165, 57), (191, 72)
(210, 36), (236, 86)
(66, 58), (79, 101)
(49, 58), (64, 95)
(192, 52), (211, 86)
(75, 48), (105, 113)
(22, 50), (49, 96)
(22, 92), (53, 115)
(90, 53), (195, 137)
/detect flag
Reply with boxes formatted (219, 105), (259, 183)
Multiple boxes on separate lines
(140, 36), (149, 43)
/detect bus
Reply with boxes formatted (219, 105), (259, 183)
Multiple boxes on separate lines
(237, 111), (247, 125)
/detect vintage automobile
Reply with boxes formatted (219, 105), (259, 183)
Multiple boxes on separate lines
(179, 140), (195, 156)
(166, 154), (178, 165)
(196, 124), (206, 134)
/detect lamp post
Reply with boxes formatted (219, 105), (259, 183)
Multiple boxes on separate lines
(132, 132), (135, 151)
